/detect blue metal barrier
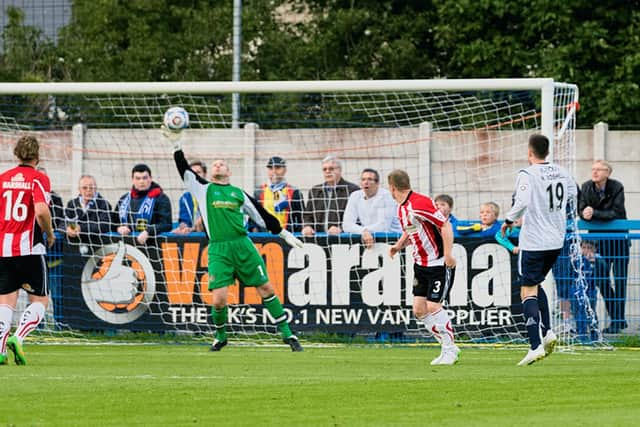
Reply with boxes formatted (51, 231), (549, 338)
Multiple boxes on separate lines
(551, 220), (638, 340)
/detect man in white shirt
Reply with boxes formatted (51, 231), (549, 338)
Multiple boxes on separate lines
(502, 134), (577, 366)
(343, 168), (401, 248)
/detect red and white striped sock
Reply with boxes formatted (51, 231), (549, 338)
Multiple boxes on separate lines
(419, 313), (442, 344)
(432, 308), (455, 348)
(0, 304), (14, 354)
(14, 302), (45, 344)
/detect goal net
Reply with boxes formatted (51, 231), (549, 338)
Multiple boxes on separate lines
(0, 79), (582, 345)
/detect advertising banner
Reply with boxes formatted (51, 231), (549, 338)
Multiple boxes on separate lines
(60, 234), (523, 336)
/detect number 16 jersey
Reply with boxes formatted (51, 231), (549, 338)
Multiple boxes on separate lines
(0, 165), (51, 257)
(505, 162), (577, 251)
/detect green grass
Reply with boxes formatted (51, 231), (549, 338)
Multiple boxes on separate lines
(2, 343), (640, 426)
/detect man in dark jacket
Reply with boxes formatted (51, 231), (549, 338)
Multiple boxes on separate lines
(65, 175), (113, 245)
(115, 164), (172, 245)
(302, 155), (359, 236)
(578, 159), (629, 333)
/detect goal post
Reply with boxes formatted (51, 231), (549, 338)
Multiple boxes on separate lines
(0, 78), (584, 345)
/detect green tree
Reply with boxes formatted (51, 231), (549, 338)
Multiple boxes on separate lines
(1, 0), (639, 126)
(0, 6), (62, 82)
(432, 0), (640, 126)
(56, 0), (292, 82)
(260, 0), (441, 80)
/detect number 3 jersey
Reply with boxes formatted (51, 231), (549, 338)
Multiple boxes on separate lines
(505, 162), (577, 251)
(397, 191), (447, 267)
(0, 165), (51, 256)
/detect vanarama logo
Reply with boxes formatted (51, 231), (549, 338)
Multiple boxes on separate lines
(81, 241), (155, 324)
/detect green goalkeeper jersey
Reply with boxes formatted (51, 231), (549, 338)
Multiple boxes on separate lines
(173, 150), (283, 243)
(203, 182), (248, 242)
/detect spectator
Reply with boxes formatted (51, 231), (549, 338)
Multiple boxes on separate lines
(578, 159), (629, 333)
(434, 194), (458, 229)
(37, 166), (64, 232)
(252, 156), (304, 233)
(64, 175), (113, 243)
(115, 163), (172, 245)
(173, 160), (207, 234)
(457, 202), (501, 238)
(343, 168), (400, 248)
(302, 155), (359, 236)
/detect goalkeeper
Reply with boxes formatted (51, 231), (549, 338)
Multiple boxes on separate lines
(163, 126), (304, 352)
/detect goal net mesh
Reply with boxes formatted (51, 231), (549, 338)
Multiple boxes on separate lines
(0, 81), (583, 344)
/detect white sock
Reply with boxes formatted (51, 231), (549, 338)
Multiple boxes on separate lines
(14, 302), (45, 344)
(419, 313), (442, 344)
(432, 308), (455, 348)
(0, 304), (14, 354)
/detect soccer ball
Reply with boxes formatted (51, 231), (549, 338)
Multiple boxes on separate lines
(163, 107), (189, 131)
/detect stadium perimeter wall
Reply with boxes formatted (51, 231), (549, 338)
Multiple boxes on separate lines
(0, 123), (636, 220)
(0, 123), (640, 219)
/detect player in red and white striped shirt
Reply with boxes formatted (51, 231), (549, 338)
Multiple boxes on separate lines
(387, 169), (459, 365)
(0, 136), (55, 366)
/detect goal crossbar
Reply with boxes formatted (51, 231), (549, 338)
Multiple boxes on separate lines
(0, 78), (557, 95)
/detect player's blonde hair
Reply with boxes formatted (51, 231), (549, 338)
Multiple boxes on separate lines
(481, 201), (500, 217)
(14, 135), (40, 163)
(387, 169), (411, 190)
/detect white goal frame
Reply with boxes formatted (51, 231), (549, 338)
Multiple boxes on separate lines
(0, 78), (583, 345)
(0, 77), (564, 143)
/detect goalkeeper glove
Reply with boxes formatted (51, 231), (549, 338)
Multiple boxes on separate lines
(161, 125), (183, 152)
(279, 229), (304, 249)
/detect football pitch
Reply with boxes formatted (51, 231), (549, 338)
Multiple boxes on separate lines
(2, 344), (639, 426)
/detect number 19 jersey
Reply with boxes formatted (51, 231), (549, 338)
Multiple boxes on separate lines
(0, 165), (51, 256)
(505, 162), (577, 251)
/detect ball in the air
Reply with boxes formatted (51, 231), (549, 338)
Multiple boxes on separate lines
(163, 106), (189, 131)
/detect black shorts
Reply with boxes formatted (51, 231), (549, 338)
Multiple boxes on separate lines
(518, 249), (562, 286)
(0, 255), (48, 296)
(413, 264), (453, 303)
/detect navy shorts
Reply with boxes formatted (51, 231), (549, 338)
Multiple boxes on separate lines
(0, 255), (48, 296)
(413, 264), (453, 303)
(518, 249), (562, 286)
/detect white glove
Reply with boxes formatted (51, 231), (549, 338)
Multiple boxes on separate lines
(161, 125), (183, 151)
(279, 229), (304, 249)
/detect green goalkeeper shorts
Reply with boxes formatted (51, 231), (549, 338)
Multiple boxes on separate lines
(208, 237), (269, 289)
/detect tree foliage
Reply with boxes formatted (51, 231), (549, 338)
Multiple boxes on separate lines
(0, 6), (61, 82)
(0, 0), (639, 126)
